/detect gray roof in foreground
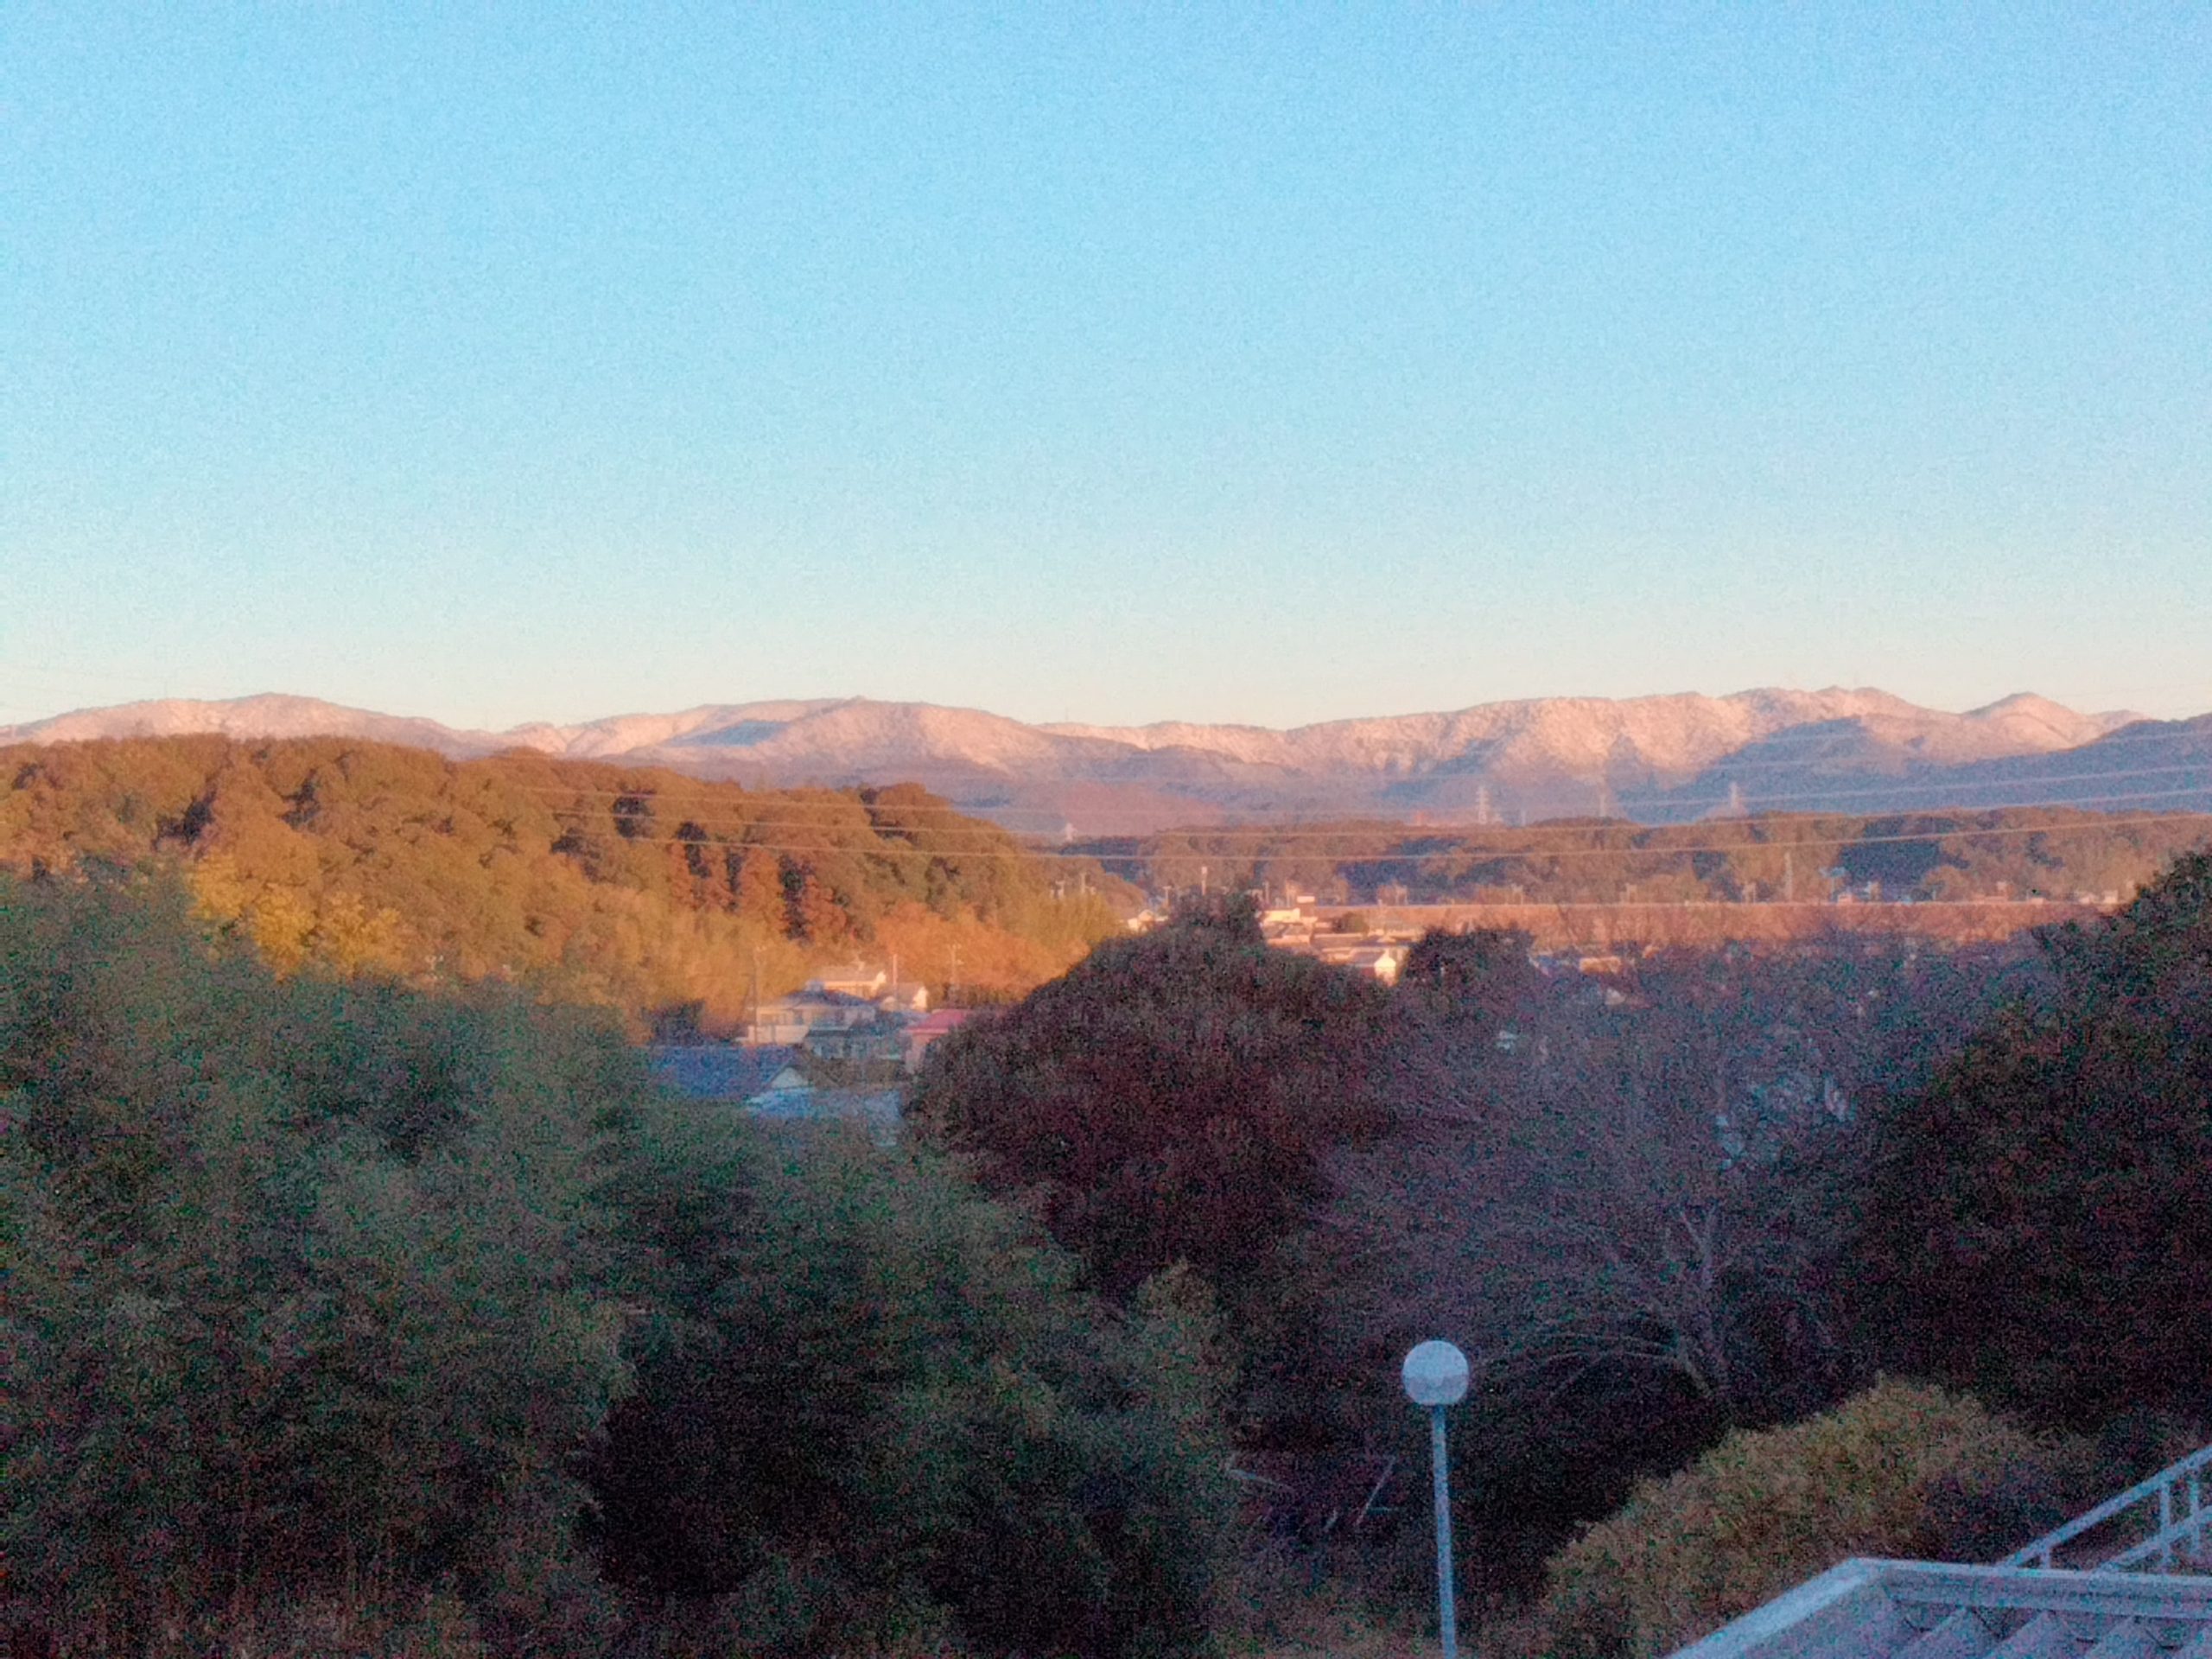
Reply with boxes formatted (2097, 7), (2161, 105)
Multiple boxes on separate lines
(1669, 1560), (2212, 1659)
(646, 1045), (800, 1101)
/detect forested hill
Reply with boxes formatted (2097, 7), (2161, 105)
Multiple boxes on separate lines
(1077, 807), (2212, 909)
(0, 735), (1126, 1028)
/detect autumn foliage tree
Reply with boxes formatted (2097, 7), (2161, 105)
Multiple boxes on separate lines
(0, 736), (1128, 1027)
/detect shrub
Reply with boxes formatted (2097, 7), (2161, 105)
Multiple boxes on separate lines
(1534, 1379), (2099, 1658)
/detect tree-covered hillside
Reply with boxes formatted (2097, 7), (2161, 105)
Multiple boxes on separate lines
(1071, 807), (2212, 908)
(0, 737), (1126, 1028)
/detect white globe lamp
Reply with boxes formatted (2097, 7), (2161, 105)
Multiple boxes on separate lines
(1402, 1338), (1471, 1658)
(1402, 1338), (1470, 1407)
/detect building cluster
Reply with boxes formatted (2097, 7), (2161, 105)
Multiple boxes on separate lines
(1255, 899), (1409, 983)
(649, 963), (978, 1131)
(742, 963), (943, 1056)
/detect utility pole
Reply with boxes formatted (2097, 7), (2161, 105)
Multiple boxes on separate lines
(1784, 853), (1796, 903)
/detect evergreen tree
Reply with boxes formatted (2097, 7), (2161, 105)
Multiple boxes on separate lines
(1854, 851), (2212, 1427)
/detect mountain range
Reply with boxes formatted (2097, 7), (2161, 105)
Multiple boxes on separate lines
(6, 689), (2209, 836)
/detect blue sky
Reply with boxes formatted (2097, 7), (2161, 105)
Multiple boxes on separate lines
(3, 4), (2208, 730)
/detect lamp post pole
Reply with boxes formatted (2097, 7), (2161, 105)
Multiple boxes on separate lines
(1429, 1401), (1458, 1659)
(1403, 1339), (1471, 1659)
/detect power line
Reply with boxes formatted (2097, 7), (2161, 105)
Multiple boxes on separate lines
(13, 749), (2209, 852)
(483, 762), (2212, 836)
(1108, 769), (2212, 835)
(458, 779), (1078, 830)
(1057, 789), (2212, 844)
(1611, 719), (2210, 778)
(16, 743), (2209, 850)
(455, 807), (2212, 866)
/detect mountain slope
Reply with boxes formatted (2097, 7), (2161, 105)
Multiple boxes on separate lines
(2, 693), (510, 755)
(1, 689), (2188, 834)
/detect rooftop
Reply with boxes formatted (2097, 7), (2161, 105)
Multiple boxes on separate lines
(647, 1044), (802, 1100)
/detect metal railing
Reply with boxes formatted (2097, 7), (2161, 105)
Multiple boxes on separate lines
(2004, 1442), (2212, 1572)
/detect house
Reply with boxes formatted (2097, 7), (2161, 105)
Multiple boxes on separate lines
(1306, 940), (1408, 983)
(804, 963), (930, 1012)
(901, 1007), (977, 1072)
(875, 980), (931, 1013)
(807, 963), (888, 999)
(803, 1019), (907, 1066)
(745, 988), (886, 1045)
(1344, 944), (1407, 984)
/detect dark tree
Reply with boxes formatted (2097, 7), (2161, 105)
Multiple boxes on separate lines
(1853, 850), (2212, 1428)
(1399, 926), (1544, 1007)
(911, 915), (1389, 1304)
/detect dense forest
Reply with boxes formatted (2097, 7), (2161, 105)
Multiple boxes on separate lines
(10, 842), (2212, 1655)
(1070, 806), (2212, 907)
(0, 873), (1224, 1658)
(0, 736), (1129, 1030)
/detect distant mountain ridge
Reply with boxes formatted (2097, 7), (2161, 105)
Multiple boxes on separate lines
(5, 689), (2202, 836)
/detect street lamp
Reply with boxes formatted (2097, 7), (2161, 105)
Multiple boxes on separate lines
(1402, 1339), (1470, 1659)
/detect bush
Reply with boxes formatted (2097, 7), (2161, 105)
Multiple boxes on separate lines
(1533, 1379), (2099, 1658)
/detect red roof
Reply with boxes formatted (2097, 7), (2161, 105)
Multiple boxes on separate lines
(907, 1008), (977, 1036)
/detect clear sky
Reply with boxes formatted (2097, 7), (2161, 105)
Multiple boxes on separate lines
(4, 4), (2208, 732)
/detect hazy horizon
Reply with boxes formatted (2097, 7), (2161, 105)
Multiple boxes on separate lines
(1, 679), (2194, 741)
